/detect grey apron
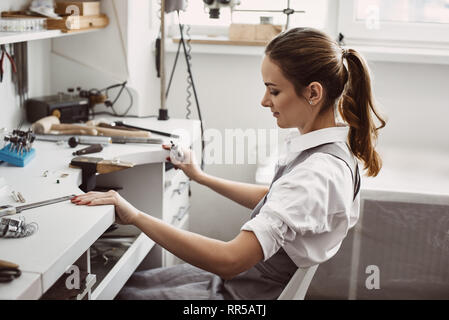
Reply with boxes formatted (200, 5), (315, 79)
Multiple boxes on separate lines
(222, 142), (360, 299)
(116, 142), (360, 300)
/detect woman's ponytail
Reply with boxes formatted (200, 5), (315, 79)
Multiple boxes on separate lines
(338, 49), (386, 177)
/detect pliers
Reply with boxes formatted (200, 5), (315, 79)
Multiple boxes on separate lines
(0, 44), (17, 83)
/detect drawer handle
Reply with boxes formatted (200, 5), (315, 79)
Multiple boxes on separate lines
(171, 181), (189, 197)
(164, 180), (172, 190)
(76, 274), (97, 300)
(171, 206), (189, 224)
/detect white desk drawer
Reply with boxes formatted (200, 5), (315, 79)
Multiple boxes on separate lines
(90, 233), (155, 300)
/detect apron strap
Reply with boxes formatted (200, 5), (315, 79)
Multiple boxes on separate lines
(251, 142), (360, 219)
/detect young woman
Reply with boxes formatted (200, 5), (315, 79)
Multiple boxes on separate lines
(72, 27), (386, 300)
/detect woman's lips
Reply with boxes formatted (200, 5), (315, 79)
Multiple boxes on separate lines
(273, 112), (280, 118)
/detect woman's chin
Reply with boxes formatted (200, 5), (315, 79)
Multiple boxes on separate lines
(276, 118), (287, 128)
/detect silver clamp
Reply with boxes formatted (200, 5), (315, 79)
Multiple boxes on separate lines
(0, 216), (38, 238)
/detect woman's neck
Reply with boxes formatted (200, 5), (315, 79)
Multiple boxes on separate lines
(299, 109), (337, 134)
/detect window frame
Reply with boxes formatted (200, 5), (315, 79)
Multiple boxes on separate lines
(338, 0), (449, 48)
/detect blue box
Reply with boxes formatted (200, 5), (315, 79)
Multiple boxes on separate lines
(0, 144), (36, 167)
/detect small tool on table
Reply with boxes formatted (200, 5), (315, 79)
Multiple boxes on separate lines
(73, 144), (103, 156)
(0, 195), (76, 217)
(0, 44), (17, 83)
(0, 260), (21, 283)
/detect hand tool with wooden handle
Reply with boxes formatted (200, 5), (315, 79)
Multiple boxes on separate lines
(72, 144), (103, 156)
(55, 128), (98, 136)
(0, 259), (21, 283)
(51, 124), (151, 138)
(0, 260), (19, 269)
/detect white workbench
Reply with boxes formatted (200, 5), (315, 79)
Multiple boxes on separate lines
(0, 117), (201, 300)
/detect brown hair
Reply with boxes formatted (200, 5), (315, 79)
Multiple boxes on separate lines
(265, 27), (386, 177)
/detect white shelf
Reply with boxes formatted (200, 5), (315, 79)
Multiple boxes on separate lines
(165, 37), (265, 56)
(345, 44), (449, 65)
(0, 28), (100, 45)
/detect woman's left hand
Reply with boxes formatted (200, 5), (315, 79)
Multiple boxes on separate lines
(71, 190), (141, 225)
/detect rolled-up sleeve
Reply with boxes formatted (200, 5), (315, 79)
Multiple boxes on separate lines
(241, 154), (350, 261)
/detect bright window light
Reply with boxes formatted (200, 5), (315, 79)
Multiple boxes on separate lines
(355, 0), (449, 24)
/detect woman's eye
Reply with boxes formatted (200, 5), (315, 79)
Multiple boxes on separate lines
(270, 91), (279, 96)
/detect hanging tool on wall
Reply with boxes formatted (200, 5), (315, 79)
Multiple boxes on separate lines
(0, 44), (17, 83)
(11, 42), (29, 123)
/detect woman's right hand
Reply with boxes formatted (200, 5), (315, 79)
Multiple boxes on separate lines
(71, 190), (141, 225)
(162, 144), (204, 183)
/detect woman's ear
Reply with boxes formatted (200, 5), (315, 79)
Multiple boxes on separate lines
(307, 82), (324, 106)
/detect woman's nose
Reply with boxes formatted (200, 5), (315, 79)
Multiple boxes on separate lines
(261, 93), (271, 108)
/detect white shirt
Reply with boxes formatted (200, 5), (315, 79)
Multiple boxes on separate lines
(241, 126), (360, 267)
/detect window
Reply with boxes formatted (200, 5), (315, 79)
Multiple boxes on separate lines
(168, 0), (331, 38)
(339, 0), (449, 46)
(355, 0), (449, 24)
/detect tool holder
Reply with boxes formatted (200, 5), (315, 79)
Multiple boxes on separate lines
(0, 129), (36, 167)
(0, 144), (36, 167)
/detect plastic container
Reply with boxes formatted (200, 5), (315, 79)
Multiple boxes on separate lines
(0, 18), (47, 32)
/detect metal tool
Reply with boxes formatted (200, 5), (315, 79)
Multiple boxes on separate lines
(35, 134), (112, 146)
(35, 134), (163, 146)
(0, 194), (76, 217)
(110, 136), (164, 144)
(11, 191), (26, 203)
(0, 44), (17, 83)
(0, 129), (36, 167)
(0, 216), (38, 238)
(2, 129), (35, 154)
(112, 121), (180, 138)
(11, 42), (28, 110)
(170, 140), (185, 163)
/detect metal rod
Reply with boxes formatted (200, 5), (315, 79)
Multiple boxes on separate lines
(113, 121), (180, 138)
(160, 0), (166, 111)
(16, 195), (76, 213)
(233, 9), (305, 13)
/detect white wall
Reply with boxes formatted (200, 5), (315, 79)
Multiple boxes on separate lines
(369, 61), (449, 152)
(0, 0), (52, 130)
(50, 0), (132, 114)
(50, 0), (162, 117)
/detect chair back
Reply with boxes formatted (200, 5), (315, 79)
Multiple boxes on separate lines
(278, 264), (319, 300)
